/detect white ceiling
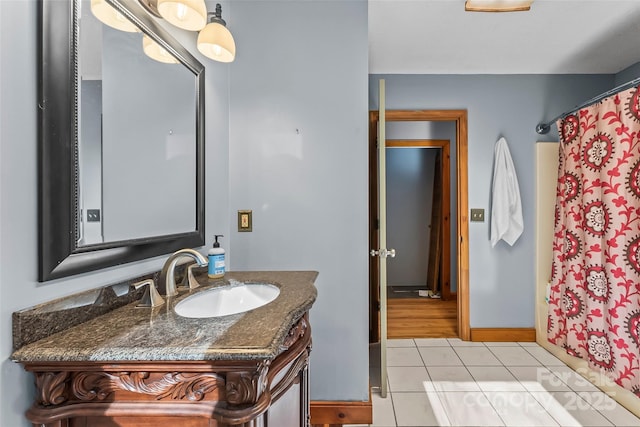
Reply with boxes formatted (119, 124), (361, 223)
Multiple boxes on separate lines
(369, 0), (640, 74)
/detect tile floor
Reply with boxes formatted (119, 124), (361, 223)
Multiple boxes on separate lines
(345, 338), (640, 427)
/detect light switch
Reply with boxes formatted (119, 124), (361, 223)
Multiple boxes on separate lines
(470, 208), (485, 222)
(238, 210), (252, 232)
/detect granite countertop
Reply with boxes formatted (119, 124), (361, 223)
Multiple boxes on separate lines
(11, 271), (318, 363)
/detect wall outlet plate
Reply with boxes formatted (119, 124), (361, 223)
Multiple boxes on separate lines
(238, 210), (252, 232)
(87, 209), (101, 222)
(470, 208), (485, 222)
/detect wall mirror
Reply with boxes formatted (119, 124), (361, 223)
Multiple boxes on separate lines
(39, 0), (205, 281)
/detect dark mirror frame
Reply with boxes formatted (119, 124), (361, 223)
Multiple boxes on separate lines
(38, 0), (205, 281)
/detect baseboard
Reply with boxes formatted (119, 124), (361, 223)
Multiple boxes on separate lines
(310, 396), (373, 426)
(471, 328), (536, 342)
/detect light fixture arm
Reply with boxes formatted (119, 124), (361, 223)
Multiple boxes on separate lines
(207, 3), (227, 26)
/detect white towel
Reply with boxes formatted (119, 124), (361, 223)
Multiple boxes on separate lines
(490, 137), (523, 247)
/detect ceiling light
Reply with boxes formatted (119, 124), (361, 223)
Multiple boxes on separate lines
(465, 0), (533, 12)
(91, 0), (139, 32)
(157, 0), (207, 31)
(197, 4), (235, 63)
(142, 34), (179, 64)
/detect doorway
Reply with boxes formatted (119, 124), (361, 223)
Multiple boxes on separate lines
(385, 139), (454, 338)
(385, 140), (451, 300)
(369, 110), (470, 342)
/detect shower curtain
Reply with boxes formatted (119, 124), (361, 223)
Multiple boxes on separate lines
(547, 85), (640, 397)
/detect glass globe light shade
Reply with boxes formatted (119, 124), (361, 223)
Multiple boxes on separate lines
(90, 0), (139, 32)
(157, 0), (207, 31)
(197, 22), (235, 63)
(142, 34), (179, 64)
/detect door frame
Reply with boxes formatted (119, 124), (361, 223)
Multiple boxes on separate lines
(369, 109), (470, 341)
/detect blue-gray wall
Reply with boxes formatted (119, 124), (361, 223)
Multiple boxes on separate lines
(387, 148), (437, 288)
(370, 74), (614, 328)
(79, 80), (104, 245)
(102, 26), (196, 241)
(615, 61), (640, 86)
(227, 0), (370, 401)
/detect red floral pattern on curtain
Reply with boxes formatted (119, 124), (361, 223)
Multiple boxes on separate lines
(548, 86), (640, 397)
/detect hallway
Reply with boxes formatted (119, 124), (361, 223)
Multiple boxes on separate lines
(387, 297), (457, 339)
(347, 338), (640, 427)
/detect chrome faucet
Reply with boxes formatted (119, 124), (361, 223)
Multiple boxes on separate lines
(157, 249), (208, 297)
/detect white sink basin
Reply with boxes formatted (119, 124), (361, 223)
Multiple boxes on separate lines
(174, 283), (280, 318)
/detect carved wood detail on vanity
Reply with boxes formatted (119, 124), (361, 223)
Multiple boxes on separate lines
(35, 371), (70, 406)
(23, 314), (312, 427)
(225, 362), (269, 405)
(280, 315), (308, 351)
(72, 371), (225, 402)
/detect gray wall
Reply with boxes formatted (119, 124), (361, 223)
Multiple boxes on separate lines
(79, 80), (104, 245)
(0, 1), (231, 425)
(386, 148), (436, 287)
(615, 61), (640, 86)
(370, 74), (614, 328)
(102, 27), (196, 241)
(228, 0), (369, 401)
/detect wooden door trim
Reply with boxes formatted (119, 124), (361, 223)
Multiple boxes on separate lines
(369, 110), (470, 341)
(386, 139), (449, 147)
(310, 397), (373, 425)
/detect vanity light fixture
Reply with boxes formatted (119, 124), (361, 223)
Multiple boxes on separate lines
(157, 0), (208, 31)
(142, 34), (179, 63)
(197, 3), (236, 63)
(92, 0), (236, 63)
(90, 0), (140, 32)
(464, 0), (533, 12)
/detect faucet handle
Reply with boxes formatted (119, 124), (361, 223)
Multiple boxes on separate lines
(134, 279), (165, 308)
(179, 264), (201, 290)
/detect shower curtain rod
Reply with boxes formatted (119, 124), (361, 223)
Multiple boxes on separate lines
(535, 76), (640, 135)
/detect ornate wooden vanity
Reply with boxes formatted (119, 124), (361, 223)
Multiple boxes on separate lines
(13, 271), (317, 427)
(23, 314), (310, 427)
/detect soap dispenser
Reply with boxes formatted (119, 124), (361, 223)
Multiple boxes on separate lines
(208, 235), (226, 279)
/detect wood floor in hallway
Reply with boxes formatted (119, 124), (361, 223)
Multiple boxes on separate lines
(387, 297), (457, 338)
